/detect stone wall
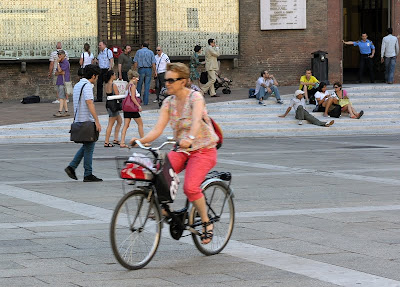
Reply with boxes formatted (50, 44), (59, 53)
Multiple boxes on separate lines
(0, 62), (82, 102)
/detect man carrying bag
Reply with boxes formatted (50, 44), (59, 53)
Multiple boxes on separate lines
(65, 65), (103, 182)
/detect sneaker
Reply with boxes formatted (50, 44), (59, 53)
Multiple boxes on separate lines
(83, 174), (103, 182)
(258, 101), (266, 106)
(53, 111), (63, 117)
(65, 166), (78, 180)
(63, 111), (70, 117)
(153, 99), (158, 103)
(277, 100), (284, 104)
(52, 100), (60, 104)
(66, 99), (70, 103)
(298, 120), (303, 125)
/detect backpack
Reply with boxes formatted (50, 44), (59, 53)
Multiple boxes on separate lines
(187, 91), (224, 149)
(328, 104), (341, 118)
(248, 88), (256, 98)
(21, 95), (40, 104)
(200, 71), (208, 84)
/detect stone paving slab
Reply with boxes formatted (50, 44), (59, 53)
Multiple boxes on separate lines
(1, 136), (400, 286)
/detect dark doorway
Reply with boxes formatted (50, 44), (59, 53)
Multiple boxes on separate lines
(343, 0), (390, 83)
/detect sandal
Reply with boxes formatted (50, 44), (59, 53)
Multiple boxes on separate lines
(357, 110), (364, 119)
(104, 143), (114, 147)
(113, 140), (120, 145)
(200, 221), (214, 245)
(350, 115), (357, 119)
(120, 143), (129, 148)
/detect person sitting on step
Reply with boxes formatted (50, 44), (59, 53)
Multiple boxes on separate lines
(279, 90), (334, 127)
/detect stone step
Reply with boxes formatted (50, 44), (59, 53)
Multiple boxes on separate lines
(1, 84), (400, 144)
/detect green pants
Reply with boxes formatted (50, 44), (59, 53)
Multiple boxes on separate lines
(295, 106), (326, 126)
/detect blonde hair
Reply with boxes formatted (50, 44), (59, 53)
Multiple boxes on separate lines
(166, 62), (190, 79)
(127, 69), (139, 80)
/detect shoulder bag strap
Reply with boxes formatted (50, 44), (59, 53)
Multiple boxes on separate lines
(156, 54), (164, 72)
(81, 52), (85, 68)
(73, 83), (88, 122)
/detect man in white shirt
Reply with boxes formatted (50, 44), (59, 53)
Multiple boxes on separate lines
(65, 65), (103, 182)
(279, 90), (334, 127)
(381, 28), (399, 84)
(254, 70), (284, 106)
(48, 42), (69, 104)
(154, 46), (170, 103)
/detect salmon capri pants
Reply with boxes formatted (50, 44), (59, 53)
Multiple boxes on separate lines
(167, 148), (217, 202)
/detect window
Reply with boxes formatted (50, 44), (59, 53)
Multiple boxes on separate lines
(107, 0), (144, 49)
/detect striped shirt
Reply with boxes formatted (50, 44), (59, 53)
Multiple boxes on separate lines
(73, 79), (95, 123)
(133, 47), (155, 68)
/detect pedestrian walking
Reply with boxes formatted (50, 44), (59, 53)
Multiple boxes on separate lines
(104, 70), (122, 147)
(53, 50), (71, 117)
(120, 70), (145, 148)
(118, 45), (132, 82)
(381, 28), (399, 84)
(48, 42), (69, 104)
(64, 64), (103, 182)
(95, 41), (114, 102)
(154, 46), (170, 103)
(201, 39), (221, 97)
(133, 42), (156, 105)
(343, 33), (375, 83)
(189, 45), (205, 88)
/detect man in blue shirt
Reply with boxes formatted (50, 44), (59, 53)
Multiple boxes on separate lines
(133, 42), (156, 105)
(94, 41), (114, 102)
(343, 33), (375, 83)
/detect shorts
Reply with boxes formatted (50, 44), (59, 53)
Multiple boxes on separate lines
(107, 108), (120, 118)
(57, 85), (66, 99)
(123, 111), (141, 119)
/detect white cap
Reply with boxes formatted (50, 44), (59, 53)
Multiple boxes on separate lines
(295, 90), (305, 96)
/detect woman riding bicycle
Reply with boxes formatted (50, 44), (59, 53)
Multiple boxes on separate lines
(129, 62), (219, 244)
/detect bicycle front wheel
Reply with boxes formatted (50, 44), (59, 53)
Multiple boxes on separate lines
(189, 181), (235, 255)
(110, 189), (162, 270)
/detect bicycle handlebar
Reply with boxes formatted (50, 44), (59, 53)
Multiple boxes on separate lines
(135, 140), (176, 151)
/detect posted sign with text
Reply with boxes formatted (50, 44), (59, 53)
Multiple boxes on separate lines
(260, 0), (306, 30)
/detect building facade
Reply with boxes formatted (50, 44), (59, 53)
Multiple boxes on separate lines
(0, 0), (399, 101)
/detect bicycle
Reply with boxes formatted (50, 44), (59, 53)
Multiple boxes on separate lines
(110, 139), (235, 270)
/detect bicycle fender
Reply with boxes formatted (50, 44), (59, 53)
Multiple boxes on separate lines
(201, 178), (235, 198)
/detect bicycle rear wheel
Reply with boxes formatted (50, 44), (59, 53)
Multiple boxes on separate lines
(110, 189), (162, 270)
(189, 181), (235, 255)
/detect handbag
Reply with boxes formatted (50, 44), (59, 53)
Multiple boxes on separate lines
(122, 85), (141, 112)
(106, 84), (122, 112)
(69, 83), (99, 143)
(154, 153), (179, 203)
(200, 71), (208, 84)
(78, 52), (85, 76)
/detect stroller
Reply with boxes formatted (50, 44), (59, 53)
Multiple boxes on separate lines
(214, 73), (232, 94)
(157, 87), (170, 108)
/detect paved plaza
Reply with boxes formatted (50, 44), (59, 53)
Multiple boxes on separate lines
(1, 135), (400, 286)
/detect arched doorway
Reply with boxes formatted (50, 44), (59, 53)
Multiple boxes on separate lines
(343, 0), (391, 83)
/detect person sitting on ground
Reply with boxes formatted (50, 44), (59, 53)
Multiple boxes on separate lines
(332, 82), (364, 119)
(314, 82), (339, 117)
(279, 90), (334, 127)
(254, 70), (284, 106)
(299, 69), (319, 104)
(104, 70), (123, 147)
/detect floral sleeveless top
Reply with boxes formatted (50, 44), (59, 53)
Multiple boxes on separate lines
(161, 90), (218, 151)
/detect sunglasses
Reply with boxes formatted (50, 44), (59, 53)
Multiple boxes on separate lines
(165, 78), (183, 84)
(156, 49), (161, 51)
(334, 86), (340, 88)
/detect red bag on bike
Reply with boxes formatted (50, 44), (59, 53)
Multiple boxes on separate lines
(155, 154), (180, 203)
